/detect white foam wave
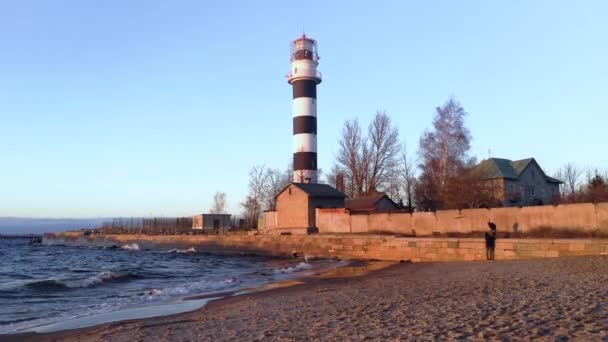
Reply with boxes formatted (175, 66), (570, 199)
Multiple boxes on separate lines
(25, 272), (135, 290)
(272, 262), (313, 275)
(167, 247), (196, 254)
(121, 243), (140, 251)
(145, 276), (239, 299)
(68, 272), (131, 288)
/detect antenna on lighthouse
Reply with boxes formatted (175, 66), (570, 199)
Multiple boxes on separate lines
(287, 34), (322, 183)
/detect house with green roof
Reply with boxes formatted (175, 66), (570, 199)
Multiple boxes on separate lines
(473, 158), (563, 207)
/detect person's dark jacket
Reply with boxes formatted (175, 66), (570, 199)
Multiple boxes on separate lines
(485, 230), (496, 248)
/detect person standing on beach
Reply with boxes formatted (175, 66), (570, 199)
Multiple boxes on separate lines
(485, 222), (497, 260)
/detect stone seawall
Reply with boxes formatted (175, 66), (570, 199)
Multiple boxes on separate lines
(44, 232), (608, 262)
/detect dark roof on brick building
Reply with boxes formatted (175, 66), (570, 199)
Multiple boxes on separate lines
(284, 183), (346, 198)
(345, 193), (399, 212)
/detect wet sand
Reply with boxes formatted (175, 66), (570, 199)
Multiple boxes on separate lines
(10, 256), (608, 341)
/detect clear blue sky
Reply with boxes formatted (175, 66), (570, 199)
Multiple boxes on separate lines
(1, 1), (606, 218)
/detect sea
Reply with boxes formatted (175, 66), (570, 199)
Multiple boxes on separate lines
(0, 238), (342, 335)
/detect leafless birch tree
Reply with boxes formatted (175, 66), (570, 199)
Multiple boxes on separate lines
(416, 98), (473, 210)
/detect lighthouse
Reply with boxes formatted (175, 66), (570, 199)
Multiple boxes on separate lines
(287, 34), (322, 184)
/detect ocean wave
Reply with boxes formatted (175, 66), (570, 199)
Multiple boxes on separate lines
(73, 271), (139, 288)
(24, 272), (138, 291)
(121, 243), (140, 251)
(24, 279), (70, 291)
(167, 247), (197, 254)
(145, 276), (239, 298)
(272, 262), (313, 275)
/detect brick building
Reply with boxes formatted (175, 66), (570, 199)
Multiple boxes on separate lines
(271, 183), (346, 234)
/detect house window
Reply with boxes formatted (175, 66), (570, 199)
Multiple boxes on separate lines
(530, 186), (536, 198)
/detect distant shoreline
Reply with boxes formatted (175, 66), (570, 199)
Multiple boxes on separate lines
(0, 217), (106, 235)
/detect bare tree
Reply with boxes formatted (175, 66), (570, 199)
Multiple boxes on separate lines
(240, 196), (259, 228)
(400, 142), (417, 211)
(385, 170), (404, 205)
(367, 111), (400, 193)
(554, 162), (582, 202)
(210, 191), (227, 214)
(416, 98), (474, 210)
(240, 165), (267, 228)
(553, 168), (567, 200)
(444, 169), (499, 209)
(261, 167), (290, 211)
(333, 111), (400, 198)
(335, 118), (368, 197)
(385, 142), (417, 211)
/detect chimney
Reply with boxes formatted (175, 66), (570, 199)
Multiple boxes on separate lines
(336, 173), (345, 193)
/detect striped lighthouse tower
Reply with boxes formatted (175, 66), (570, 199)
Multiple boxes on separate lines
(287, 34), (321, 183)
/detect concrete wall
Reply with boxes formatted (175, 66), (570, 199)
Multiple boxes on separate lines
(315, 208), (350, 233)
(261, 211), (276, 233)
(308, 197), (345, 229)
(44, 232), (608, 262)
(597, 203), (608, 230)
(316, 202), (608, 236)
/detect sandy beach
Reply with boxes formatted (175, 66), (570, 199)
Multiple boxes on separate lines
(10, 256), (608, 341)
